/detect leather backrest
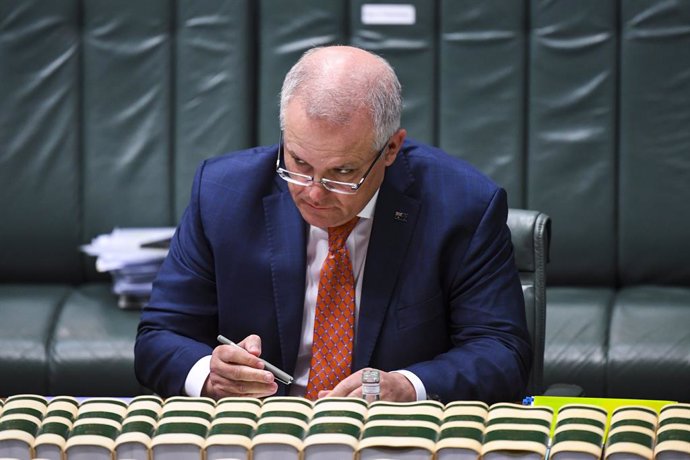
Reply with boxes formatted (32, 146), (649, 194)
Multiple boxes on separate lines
(526, 0), (618, 286)
(0, 0), (82, 283)
(1, 0), (689, 289)
(618, 0), (690, 286)
(508, 209), (551, 396)
(439, 0), (527, 209)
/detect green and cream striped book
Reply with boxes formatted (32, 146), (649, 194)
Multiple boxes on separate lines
(150, 415), (210, 460)
(114, 396), (163, 460)
(481, 403), (553, 460)
(0, 394), (48, 460)
(64, 396), (129, 460)
(65, 416), (121, 460)
(33, 396), (79, 460)
(303, 398), (369, 460)
(654, 403), (690, 460)
(205, 397), (261, 460)
(604, 405), (658, 460)
(357, 401), (444, 460)
(251, 398), (313, 460)
(550, 403), (608, 460)
(436, 401), (489, 460)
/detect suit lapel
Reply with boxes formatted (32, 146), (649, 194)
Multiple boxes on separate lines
(354, 157), (420, 370)
(263, 183), (307, 375)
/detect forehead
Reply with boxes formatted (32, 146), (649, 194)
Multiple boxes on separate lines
(283, 99), (376, 161)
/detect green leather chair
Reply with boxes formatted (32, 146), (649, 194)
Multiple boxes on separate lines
(507, 209), (550, 397)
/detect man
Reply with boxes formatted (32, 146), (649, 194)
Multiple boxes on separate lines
(135, 46), (531, 403)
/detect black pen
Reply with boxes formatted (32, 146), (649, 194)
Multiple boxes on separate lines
(217, 334), (294, 385)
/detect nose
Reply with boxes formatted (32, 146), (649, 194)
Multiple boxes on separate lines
(306, 179), (329, 202)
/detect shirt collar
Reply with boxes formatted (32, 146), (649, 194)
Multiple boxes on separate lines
(357, 189), (379, 220)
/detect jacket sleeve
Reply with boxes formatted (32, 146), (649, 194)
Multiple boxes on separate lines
(406, 187), (532, 403)
(134, 160), (218, 397)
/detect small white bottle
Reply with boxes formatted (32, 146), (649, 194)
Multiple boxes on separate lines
(361, 369), (381, 403)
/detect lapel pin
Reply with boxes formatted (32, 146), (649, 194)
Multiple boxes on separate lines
(393, 211), (408, 223)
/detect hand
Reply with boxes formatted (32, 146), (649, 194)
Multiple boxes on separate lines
(318, 368), (416, 401)
(201, 334), (278, 399)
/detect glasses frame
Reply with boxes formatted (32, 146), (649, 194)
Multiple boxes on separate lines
(275, 131), (389, 195)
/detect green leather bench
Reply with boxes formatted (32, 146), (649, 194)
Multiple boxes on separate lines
(1, 0), (688, 400)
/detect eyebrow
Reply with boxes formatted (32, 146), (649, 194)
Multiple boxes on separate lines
(285, 146), (361, 171)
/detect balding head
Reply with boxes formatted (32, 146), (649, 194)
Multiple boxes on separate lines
(280, 46), (402, 149)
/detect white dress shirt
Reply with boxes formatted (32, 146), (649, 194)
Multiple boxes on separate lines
(184, 190), (426, 399)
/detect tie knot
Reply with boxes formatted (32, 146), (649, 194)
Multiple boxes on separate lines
(327, 217), (360, 250)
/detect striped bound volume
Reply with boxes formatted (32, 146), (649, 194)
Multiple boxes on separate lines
(0, 395), (687, 460)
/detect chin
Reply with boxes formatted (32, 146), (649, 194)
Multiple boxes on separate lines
(298, 207), (341, 229)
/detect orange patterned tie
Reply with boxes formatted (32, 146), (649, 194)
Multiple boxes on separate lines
(304, 217), (360, 400)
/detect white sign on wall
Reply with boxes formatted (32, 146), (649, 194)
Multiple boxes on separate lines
(361, 4), (417, 25)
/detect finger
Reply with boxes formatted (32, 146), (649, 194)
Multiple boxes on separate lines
(204, 371), (278, 399)
(377, 371), (416, 402)
(211, 351), (273, 384)
(215, 342), (264, 370)
(239, 334), (262, 357)
(322, 372), (363, 398)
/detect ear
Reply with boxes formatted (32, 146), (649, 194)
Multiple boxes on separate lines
(383, 129), (407, 166)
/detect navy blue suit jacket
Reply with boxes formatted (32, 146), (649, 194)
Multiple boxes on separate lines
(135, 139), (531, 403)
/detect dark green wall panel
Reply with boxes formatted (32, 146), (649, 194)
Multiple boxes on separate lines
(618, 0), (690, 285)
(257, 0), (347, 145)
(439, 0), (526, 207)
(0, 0), (81, 282)
(175, 0), (255, 221)
(350, 0), (436, 144)
(82, 0), (172, 245)
(527, 0), (617, 285)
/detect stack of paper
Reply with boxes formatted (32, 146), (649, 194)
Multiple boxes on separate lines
(81, 228), (176, 309)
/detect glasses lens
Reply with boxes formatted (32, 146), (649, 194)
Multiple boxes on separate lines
(278, 169), (311, 186)
(322, 180), (358, 195)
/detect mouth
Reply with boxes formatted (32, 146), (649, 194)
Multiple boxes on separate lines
(301, 199), (330, 211)
(305, 203), (330, 211)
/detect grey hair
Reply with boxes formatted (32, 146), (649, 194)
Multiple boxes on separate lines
(279, 46), (402, 149)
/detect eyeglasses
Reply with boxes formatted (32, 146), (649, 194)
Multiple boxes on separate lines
(275, 131), (389, 195)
